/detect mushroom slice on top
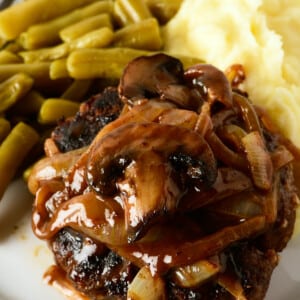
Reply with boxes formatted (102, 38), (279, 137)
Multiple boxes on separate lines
(86, 122), (217, 241)
(184, 63), (233, 107)
(119, 53), (198, 109)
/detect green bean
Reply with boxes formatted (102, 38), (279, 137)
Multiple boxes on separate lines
(0, 73), (33, 113)
(19, 1), (114, 50)
(67, 48), (203, 79)
(69, 27), (114, 51)
(0, 122), (39, 200)
(10, 90), (44, 116)
(3, 41), (23, 54)
(21, 27), (114, 63)
(67, 48), (150, 79)
(113, 1), (133, 27)
(20, 46), (69, 64)
(114, 0), (152, 26)
(0, 50), (21, 64)
(0, 118), (10, 143)
(62, 79), (93, 101)
(145, 0), (183, 24)
(50, 58), (69, 80)
(60, 13), (113, 43)
(0, 36), (5, 49)
(0, 62), (51, 89)
(38, 98), (80, 124)
(0, 0), (99, 41)
(113, 18), (162, 50)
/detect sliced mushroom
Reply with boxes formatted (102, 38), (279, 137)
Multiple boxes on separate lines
(184, 64), (233, 107)
(117, 151), (181, 242)
(65, 100), (175, 195)
(119, 53), (199, 109)
(86, 122), (217, 241)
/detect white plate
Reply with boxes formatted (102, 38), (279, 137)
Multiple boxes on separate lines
(0, 179), (299, 300)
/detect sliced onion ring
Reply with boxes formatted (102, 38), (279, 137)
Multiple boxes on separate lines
(33, 191), (129, 245)
(242, 131), (273, 191)
(109, 216), (266, 275)
(171, 256), (221, 288)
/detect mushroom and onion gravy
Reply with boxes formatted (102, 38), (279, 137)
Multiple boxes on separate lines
(28, 54), (299, 300)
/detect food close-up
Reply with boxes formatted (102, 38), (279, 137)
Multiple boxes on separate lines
(0, 1), (299, 300)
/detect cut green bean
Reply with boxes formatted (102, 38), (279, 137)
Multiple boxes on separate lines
(114, 0), (152, 26)
(113, 1), (133, 27)
(67, 48), (150, 79)
(0, 50), (22, 64)
(145, 0), (183, 24)
(50, 58), (69, 79)
(0, 62), (51, 88)
(20, 27), (114, 63)
(19, 1), (114, 50)
(10, 90), (45, 116)
(0, 73), (33, 113)
(0, 122), (39, 200)
(0, 0), (99, 41)
(60, 13), (113, 43)
(3, 41), (23, 54)
(38, 98), (80, 124)
(62, 79), (93, 101)
(113, 18), (162, 50)
(69, 27), (114, 50)
(0, 118), (10, 143)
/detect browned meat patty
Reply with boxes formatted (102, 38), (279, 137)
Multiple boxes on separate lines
(31, 54), (298, 300)
(52, 87), (123, 153)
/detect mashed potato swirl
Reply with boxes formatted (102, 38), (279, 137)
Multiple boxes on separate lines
(163, 0), (300, 147)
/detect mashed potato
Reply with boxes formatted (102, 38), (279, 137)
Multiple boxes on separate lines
(163, 0), (300, 147)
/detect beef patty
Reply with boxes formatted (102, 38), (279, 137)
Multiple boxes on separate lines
(30, 54), (299, 300)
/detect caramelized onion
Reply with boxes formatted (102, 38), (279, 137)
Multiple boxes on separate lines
(216, 124), (247, 152)
(217, 272), (247, 300)
(206, 131), (248, 171)
(242, 131), (273, 191)
(28, 147), (86, 194)
(180, 168), (253, 211)
(33, 191), (128, 245)
(194, 102), (213, 136)
(110, 216), (266, 274)
(206, 190), (263, 220)
(262, 174), (279, 224)
(158, 108), (198, 129)
(271, 145), (294, 170)
(224, 64), (246, 88)
(127, 266), (166, 300)
(171, 257), (221, 288)
(233, 92), (262, 135)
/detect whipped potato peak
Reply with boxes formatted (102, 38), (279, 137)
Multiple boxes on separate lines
(163, 0), (300, 147)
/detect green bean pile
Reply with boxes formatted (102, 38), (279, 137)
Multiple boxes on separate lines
(0, 0), (205, 200)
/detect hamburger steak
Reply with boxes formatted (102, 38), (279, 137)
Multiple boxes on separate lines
(28, 54), (299, 300)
